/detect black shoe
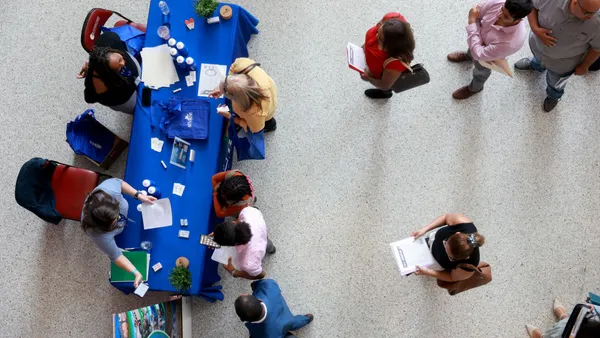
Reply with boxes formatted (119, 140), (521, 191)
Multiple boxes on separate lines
(364, 89), (393, 99)
(267, 245), (276, 254)
(305, 314), (314, 323)
(543, 97), (559, 112)
(264, 118), (277, 132)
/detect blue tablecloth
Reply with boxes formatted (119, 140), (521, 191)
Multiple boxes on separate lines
(112, 0), (258, 301)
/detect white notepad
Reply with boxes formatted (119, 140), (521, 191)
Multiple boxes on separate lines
(141, 198), (173, 230)
(389, 237), (436, 276)
(211, 246), (240, 270)
(347, 42), (367, 74)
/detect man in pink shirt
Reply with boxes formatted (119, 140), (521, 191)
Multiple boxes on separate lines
(447, 0), (532, 99)
(212, 207), (275, 280)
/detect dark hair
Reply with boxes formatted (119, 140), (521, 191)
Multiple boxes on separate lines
(81, 190), (121, 233)
(89, 46), (129, 89)
(213, 220), (252, 246)
(505, 0), (533, 20)
(381, 19), (415, 63)
(235, 295), (263, 322)
(217, 175), (252, 205)
(447, 232), (485, 261)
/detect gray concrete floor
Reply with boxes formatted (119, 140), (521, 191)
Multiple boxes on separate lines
(1, 0), (600, 337)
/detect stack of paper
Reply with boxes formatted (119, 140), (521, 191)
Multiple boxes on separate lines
(141, 44), (180, 89)
(211, 246), (240, 269)
(141, 198), (173, 230)
(389, 237), (436, 276)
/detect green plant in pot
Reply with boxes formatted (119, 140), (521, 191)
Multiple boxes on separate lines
(169, 258), (192, 292)
(195, 0), (219, 18)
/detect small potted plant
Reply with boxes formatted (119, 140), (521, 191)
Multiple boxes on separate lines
(195, 0), (219, 19)
(169, 257), (192, 292)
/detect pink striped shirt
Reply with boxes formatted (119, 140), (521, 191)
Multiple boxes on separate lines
(466, 0), (527, 61)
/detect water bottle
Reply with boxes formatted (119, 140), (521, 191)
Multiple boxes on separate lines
(176, 56), (188, 69)
(185, 57), (197, 71)
(141, 241), (153, 250)
(176, 42), (188, 57)
(157, 25), (171, 40)
(148, 186), (162, 198)
(158, 1), (170, 14)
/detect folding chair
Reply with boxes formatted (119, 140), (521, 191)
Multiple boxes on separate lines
(80, 8), (134, 52)
(15, 158), (109, 224)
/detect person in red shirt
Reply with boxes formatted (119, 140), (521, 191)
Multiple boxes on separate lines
(360, 12), (415, 99)
(212, 170), (255, 218)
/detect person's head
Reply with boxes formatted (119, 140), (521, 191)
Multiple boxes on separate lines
(377, 19), (415, 63)
(217, 174), (252, 204)
(213, 220), (252, 246)
(444, 232), (485, 261)
(571, 0), (600, 21)
(221, 74), (268, 111)
(234, 294), (263, 322)
(81, 190), (122, 233)
(89, 46), (128, 87)
(498, 0), (533, 25)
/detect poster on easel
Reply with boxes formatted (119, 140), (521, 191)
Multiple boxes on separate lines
(112, 297), (192, 338)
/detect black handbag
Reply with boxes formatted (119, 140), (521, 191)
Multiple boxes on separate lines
(561, 303), (600, 338)
(384, 58), (430, 93)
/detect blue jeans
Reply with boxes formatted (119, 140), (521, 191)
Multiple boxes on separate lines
(530, 56), (574, 101)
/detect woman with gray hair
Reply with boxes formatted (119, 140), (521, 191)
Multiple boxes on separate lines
(208, 58), (278, 133)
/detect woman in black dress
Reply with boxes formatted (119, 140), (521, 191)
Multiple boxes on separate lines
(77, 31), (141, 114)
(411, 213), (485, 282)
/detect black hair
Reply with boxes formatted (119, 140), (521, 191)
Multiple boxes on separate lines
(213, 220), (252, 246)
(217, 175), (251, 205)
(81, 190), (121, 233)
(88, 46), (129, 89)
(381, 19), (415, 63)
(235, 295), (263, 322)
(505, 0), (533, 20)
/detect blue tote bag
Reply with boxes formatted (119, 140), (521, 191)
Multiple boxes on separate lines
(228, 114), (266, 161)
(158, 97), (209, 140)
(66, 109), (115, 163)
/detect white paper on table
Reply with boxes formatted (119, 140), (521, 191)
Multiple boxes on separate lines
(141, 198), (173, 230)
(151, 138), (164, 152)
(479, 59), (513, 78)
(172, 183), (186, 196)
(211, 246), (240, 270)
(134, 283), (149, 297)
(198, 64), (227, 97)
(389, 237), (436, 276)
(347, 42), (367, 74)
(140, 44), (180, 88)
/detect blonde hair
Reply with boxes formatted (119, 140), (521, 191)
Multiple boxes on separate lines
(221, 74), (268, 112)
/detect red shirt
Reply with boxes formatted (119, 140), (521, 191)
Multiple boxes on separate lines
(364, 12), (407, 79)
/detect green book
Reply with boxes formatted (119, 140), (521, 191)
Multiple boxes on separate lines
(110, 251), (150, 282)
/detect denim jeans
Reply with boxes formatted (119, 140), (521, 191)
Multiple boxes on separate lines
(530, 56), (574, 101)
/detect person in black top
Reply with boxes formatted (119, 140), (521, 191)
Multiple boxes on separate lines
(411, 213), (485, 282)
(77, 31), (141, 114)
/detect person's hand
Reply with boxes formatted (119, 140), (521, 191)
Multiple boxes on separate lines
(167, 294), (182, 301)
(208, 232), (214, 238)
(223, 257), (235, 274)
(575, 63), (588, 76)
(138, 195), (157, 204)
(468, 5), (481, 24)
(77, 61), (89, 79)
(133, 271), (143, 288)
(208, 87), (222, 98)
(533, 27), (557, 47)
(414, 266), (433, 276)
(360, 70), (371, 81)
(411, 229), (426, 239)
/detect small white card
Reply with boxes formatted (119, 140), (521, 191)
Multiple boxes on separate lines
(217, 105), (230, 113)
(152, 262), (162, 272)
(134, 283), (149, 297)
(185, 75), (194, 87)
(151, 138), (164, 152)
(173, 183), (186, 196)
(179, 230), (190, 238)
(189, 71), (197, 82)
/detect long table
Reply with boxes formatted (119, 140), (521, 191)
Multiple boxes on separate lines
(112, 0), (258, 301)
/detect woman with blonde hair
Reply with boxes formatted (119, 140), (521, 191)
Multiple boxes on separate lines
(411, 213), (486, 282)
(209, 58), (277, 132)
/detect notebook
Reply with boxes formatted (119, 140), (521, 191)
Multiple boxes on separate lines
(110, 251), (150, 282)
(389, 236), (436, 276)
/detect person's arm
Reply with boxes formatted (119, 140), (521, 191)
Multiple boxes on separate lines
(575, 48), (600, 75)
(223, 257), (266, 280)
(114, 254), (144, 287)
(415, 266), (474, 282)
(465, 5), (511, 62)
(527, 8), (557, 47)
(361, 69), (402, 90)
(411, 213), (472, 238)
(121, 180), (156, 203)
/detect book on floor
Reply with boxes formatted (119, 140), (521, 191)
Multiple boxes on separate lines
(110, 251), (150, 283)
(389, 236), (435, 276)
(346, 42), (366, 74)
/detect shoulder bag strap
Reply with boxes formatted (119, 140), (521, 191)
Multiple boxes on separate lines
(456, 263), (482, 274)
(384, 57), (413, 73)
